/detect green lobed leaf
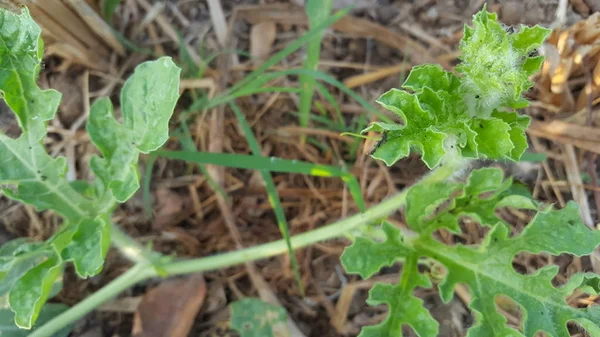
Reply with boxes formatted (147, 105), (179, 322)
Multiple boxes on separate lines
(120, 57), (181, 153)
(431, 202), (600, 337)
(0, 5), (182, 329)
(343, 168), (600, 337)
(0, 303), (72, 337)
(368, 88), (447, 168)
(0, 240), (51, 297)
(230, 298), (289, 337)
(7, 227), (73, 329)
(61, 217), (111, 278)
(458, 9), (551, 115)
(341, 222), (412, 279)
(0, 133), (95, 219)
(363, 8), (550, 168)
(87, 97), (139, 203)
(360, 256), (438, 337)
(0, 7), (61, 134)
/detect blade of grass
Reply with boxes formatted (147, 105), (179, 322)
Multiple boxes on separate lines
(175, 121), (229, 201)
(228, 87), (302, 98)
(314, 81), (344, 128)
(103, 0), (120, 20)
(206, 69), (390, 123)
(288, 111), (345, 132)
(307, 136), (331, 153)
(348, 114), (368, 159)
(154, 150), (365, 212)
(299, 0), (333, 145)
(224, 7), (351, 96)
(229, 102), (303, 294)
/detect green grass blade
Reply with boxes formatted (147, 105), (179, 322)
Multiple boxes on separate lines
(299, 0), (333, 142)
(229, 102), (303, 294)
(175, 121), (229, 201)
(103, 0), (120, 21)
(208, 69), (390, 123)
(223, 7), (351, 96)
(288, 111), (345, 132)
(314, 81), (344, 128)
(154, 150), (365, 212)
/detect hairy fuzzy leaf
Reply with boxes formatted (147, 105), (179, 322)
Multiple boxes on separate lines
(363, 8), (550, 168)
(458, 9), (551, 114)
(343, 168), (600, 337)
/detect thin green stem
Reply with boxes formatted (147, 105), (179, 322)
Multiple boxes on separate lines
(30, 160), (466, 337)
(28, 264), (151, 337)
(110, 224), (154, 264)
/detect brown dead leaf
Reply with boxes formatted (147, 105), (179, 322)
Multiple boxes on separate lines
(153, 188), (187, 229)
(250, 22), (277, 61)
(50, 71), (84, 127)
(133, 274), (207, 337)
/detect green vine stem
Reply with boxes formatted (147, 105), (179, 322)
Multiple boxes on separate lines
(28, 160), (467, 337)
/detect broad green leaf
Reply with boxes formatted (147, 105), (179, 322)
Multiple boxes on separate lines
(0, 303), (72, 337)
(0, 5), (182, 330)
(344, 168), (600, 337)
(368, 89), (447, 168)
(360, 257), (438, 337)
(0, 240), (51, 296)
(432, 203), (600, 337)
(0, 133), (94, 219)
(405, 168), (534, 235)
(492, 111), (531, 160)
(61, 217), (111, 277)
(230, 298), (289, 337)
(511, 25), (552, 54)
(87, 97), (139, 202)
(342, 222), (412, 278)
(8, 254), (62, 328)
(363, 8), (550, 168)
(470, 118), (513, 159)
(404, 181), (462, 233)
(7, 227), (73, 329)
(0, 7), (61, 134)
(120, 57), (181, 153)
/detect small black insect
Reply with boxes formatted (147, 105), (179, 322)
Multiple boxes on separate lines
(370, 132), (388, 155)
(528, 49), (540, 58)
(503, 24), (517, 34)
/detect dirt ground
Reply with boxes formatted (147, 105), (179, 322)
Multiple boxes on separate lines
(2, 0), (600, 336)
